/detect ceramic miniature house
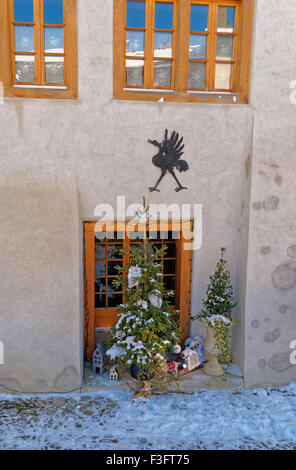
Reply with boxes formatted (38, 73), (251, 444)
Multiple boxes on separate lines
(92, 343), (104, 376)
(109, 366), (119, 382)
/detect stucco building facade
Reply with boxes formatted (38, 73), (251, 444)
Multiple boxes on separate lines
(0, 0), (295, 392)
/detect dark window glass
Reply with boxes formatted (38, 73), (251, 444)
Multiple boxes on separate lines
(14, 0), (34, 23)
(190, 4), (208, 32)
(155, 2), (173, 29)
(95, 260), (106, 276)
(126, 0), (146, 28)
(95, 294), (106, 308)
(108, 294), (123, 308)
(44, 0), (64, 24)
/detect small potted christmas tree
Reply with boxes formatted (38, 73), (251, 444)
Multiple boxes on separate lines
(106, 201), (180, 388)
(199, 248), (236, 376)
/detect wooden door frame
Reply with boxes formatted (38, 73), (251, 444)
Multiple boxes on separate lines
(83, 220), (193, 360)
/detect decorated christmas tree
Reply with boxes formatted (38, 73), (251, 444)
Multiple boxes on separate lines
(199, 247), (236, 364)
(106, 202), (180, 374)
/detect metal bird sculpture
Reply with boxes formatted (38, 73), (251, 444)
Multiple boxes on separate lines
(148, 129), (189, 192)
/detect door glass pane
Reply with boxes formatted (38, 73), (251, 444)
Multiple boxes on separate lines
(44, 27), (64, 52)
(216, 35), (233, 60)
(155, 2), (173, 29)
(126, 59), (144, 86)
(164, 243), (176, 258)
(126, 30), (145, 56)
(190, 4), (208, 32)
(107, 244), (122, 259)
(218, 6), (235, 33)
(45, 56), (64, 83)
(215, 63), (232, 90)
(95, 260), (106, 276)
(188, 62), (206, 89)
(95, 294), (106, 308)
(163, 259), (176, 274)
(163, 276), (175, 290)
(108, 261), (122, 276)
(14, 0), (34, 22)
(107, 278), (122, 292)
(154, 32), (172, 58)
(108, 294), (123, 308)
(15, 55), (35, 82)
(126, 0), (145, 28)
(189, 34), (206, 59)
(95, 244), (105, 259)
(95, 278), (106, 293)
(14, 26), (34, 52)
(153, 60), (171, 87)
(44, 0), (64, 24)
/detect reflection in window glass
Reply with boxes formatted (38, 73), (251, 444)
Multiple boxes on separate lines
(189, 34), (206, 59)
(15, 55), (35, 82)
(154, 32), (172, 58)
(14, 25), (34, 52)
(215, 63), (232, 90)
(155, 2), (173, 29)
(126, 0), (146, 28)
(190, 4), (208, 32)
(45, 56), (64, 83)
(216, 35), (233, 60)
(126, 59), (144, 86)
(126, 30), (145, 55)
(44, 0), (64, 24)
(14, 0), (34, 22)
(188, 62), (206, 89)
(44, 27), (64, 52)
(218, 6), (235, 32)
(154, 60), (171, 87)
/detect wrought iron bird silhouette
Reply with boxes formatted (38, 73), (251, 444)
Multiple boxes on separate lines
(148, 129), (189, 192)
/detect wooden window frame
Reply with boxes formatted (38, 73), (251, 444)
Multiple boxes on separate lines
(0, 0), (77, 99)
(113, 0), (254, 104)
(83, 221), (192, 360)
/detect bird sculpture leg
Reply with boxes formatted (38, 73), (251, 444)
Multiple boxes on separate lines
(149, 170), (166, 192)
(169, 169), (188, 192)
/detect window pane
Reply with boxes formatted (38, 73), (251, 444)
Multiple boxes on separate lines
(15, 55), (34, 82)
(126, 59), (144, 86)
(155, 2), (173, 29)
(216, 35), (233, 60)
(95, 260), (106, 276)
(126, 0), (145, 28)
(126, 30), (145, 56)
(163, 276), (175, 290)
(107, 244), (123, 259)
(218, 6), (235, 33)
(95, 278), (106, 293)
(188, 62), (206, 89)
(163, 259), (176, 274)
(14, 26), (34, 52)
(95, 294), (106, 308)
(95, 244), (105, 259)
(44, 0), (64, 24)
(14, 0), (34, 22)
(190, 4), (208, 32)
(44, 27), (64, 53)
(154, 32), (172, 58)
(108, 261), (122, 276)
(164, 243), (176, 258)
(215, 63), (232, 90)
(45, 56), (64, 83)
(189, 34), (206, 59)
(108, 294), (123, 308)
(153, 60), (171, 87)
(107, 278), (122, 293)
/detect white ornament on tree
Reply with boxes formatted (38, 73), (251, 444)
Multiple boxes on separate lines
(148, 290), (163, 309)
(128, 265), (142, 288)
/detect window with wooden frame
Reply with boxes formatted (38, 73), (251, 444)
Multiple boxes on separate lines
(0, 0), (77, 99)
(83, 221), (192, 360)
(113, 0), (254, 104)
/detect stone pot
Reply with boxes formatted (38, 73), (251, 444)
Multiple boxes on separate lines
(203, 323), (224, 377)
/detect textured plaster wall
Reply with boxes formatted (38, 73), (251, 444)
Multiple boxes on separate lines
(0, 0), (294, 390)
(244, 0), (296, 387)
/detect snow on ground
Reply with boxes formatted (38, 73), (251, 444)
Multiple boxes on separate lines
(0, 382), (296, 450)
